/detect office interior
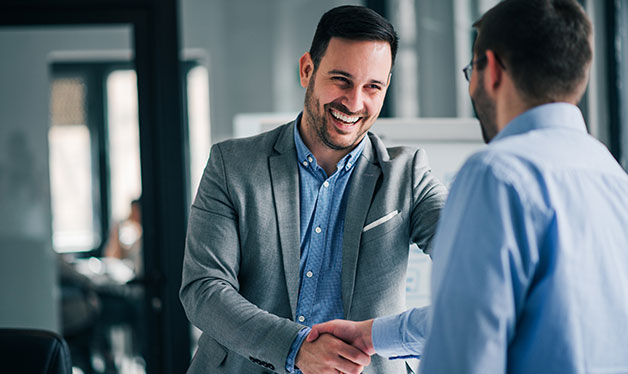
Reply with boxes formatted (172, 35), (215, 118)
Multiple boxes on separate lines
(0, 0), (626, 373)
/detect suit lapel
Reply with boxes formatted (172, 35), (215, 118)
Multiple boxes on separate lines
(269, 124), (300, 319)
(342, 136), (381, 317)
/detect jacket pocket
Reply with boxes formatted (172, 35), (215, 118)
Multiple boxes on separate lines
(361, 210), (403, 243)
(363, 210), (399, 232)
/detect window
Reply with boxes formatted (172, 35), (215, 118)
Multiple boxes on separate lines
(106, 69), (142, 223)
(49, 75), (100, 252)
(186, 64), (211, 200)
(48, 61), (210, 254)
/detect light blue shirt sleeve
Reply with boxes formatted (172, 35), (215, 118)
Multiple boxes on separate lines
(285, 327), (311, 373)
(372, 306), (430, 358)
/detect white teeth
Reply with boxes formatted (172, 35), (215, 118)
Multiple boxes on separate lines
(330, 109), (360, 124)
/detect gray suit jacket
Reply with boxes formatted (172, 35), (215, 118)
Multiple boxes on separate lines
(180, 122), (447, 373)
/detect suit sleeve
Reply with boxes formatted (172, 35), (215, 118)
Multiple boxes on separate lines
(180, 144), (304, 371)
(410, 148), (448, 255)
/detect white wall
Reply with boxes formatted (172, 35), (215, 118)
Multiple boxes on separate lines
(0, 26), (131, 332)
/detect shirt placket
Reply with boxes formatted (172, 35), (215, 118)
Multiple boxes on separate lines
(296, 171), (335, 326)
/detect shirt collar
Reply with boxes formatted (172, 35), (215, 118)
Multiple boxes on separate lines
(293, 112), (366, 173)
(492, 103), (587, 143)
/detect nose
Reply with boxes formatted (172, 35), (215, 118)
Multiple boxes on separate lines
(341, 87), (364, 114)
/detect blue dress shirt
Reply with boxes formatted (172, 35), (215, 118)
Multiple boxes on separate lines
(373, 103), (628, 373)
(286, 115), (366, 372)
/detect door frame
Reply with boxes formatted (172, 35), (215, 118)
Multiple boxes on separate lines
(0, 1), (191, 373)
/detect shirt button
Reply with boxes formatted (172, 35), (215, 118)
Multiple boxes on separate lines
(298, 315), (305, 322)
(323, 181), (329, 188)
(302, 161), (308, 166)
(306, 271), (313, 278)
(315, 227), (322, 234)
(308, 156), (313, 163)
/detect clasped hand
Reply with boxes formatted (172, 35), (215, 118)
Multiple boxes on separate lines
(296, 319), (375, 374)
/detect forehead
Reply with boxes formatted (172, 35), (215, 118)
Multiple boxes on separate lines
(318, 37), (392, 81)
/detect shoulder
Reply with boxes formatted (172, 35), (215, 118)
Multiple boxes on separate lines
(213, 122), (292, 158)
(367, 131), (427, 166)
(201, 123), (293, 182)
(454, 146), (550, 213)
(462, 143), (535, 184)
(366, 132), (446, 203)
(366, 132), (439, 188)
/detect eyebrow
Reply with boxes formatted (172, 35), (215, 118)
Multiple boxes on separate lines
(327, 69), (386, 86)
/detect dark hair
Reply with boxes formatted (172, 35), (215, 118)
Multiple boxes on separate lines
(309, 5), (398, 71)
(473, 0), (592, 103)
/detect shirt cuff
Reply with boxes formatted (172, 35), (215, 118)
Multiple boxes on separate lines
(372, 307), (429, 359)
(285, 327), (311, 373)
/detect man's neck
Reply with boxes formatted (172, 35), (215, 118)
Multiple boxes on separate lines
(495, 80), (536, 132)
(298, 117), (354, 176)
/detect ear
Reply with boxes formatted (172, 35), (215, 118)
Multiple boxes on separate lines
(483, 49), (504, 97)
(299, 52), (314, 88)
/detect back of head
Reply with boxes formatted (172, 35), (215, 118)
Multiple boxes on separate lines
(309, 5), (399, 71)
(473, 0), (592, 104)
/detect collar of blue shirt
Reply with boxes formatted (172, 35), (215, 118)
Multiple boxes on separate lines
(492, 102), (587, 143)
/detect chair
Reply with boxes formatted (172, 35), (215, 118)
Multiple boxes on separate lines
(0, 328), (72, 374)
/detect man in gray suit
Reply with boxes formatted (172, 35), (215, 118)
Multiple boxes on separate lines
(180, 5), (447, 374)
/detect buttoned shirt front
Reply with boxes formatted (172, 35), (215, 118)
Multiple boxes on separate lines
(286, 114), (366, 372)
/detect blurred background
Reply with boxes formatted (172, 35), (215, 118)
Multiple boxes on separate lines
(0, 0), (626, 373)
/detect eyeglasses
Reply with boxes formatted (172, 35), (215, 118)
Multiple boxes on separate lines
(462, 55), (487, 82)
(462, 54), (505, 82)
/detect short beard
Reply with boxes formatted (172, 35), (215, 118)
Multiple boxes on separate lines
(471, 74), (498, 144)
(304, 77), (358, 151)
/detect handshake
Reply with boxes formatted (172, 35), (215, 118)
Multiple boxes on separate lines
(295, 319), (376, 374)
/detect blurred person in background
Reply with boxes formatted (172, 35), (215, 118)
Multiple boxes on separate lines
(104, 197), (142, 277)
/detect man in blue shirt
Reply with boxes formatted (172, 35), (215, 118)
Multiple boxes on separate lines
(307, 0), (628, 373)
(180, 5), (447, 374)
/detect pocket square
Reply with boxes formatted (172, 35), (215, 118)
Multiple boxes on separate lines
(363, 210), (399, 232)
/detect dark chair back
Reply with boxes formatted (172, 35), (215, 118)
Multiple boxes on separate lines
(0, 328), (72, 374)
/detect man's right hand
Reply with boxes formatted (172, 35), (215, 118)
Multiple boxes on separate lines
(295, 333), (370, 374)
(306, 319), (375, 356)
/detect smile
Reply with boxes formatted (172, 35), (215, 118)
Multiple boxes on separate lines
(330, 108), (360, 124)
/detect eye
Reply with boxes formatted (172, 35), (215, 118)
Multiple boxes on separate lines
(332, 76), (351, 85)
(368, 84), (382, 91)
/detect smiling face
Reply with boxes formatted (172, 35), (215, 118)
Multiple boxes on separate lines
(299, 37), (392, 155)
